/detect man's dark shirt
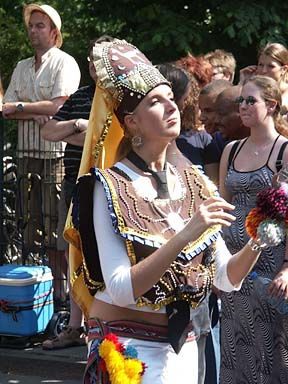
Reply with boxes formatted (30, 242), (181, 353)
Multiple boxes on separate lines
(54, 84), (95, 181)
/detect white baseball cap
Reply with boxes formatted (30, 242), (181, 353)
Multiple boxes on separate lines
(23, 4), (63, 48)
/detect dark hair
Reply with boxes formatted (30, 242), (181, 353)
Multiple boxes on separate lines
(88, 35), (115, 54)
(200, 79), (232, 96)
(156, 63), (189, 106)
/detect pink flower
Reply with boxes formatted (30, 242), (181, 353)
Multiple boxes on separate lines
(256, 187), (288, 219)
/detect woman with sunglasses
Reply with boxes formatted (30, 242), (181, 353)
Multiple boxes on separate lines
(219, 75), (288, 384)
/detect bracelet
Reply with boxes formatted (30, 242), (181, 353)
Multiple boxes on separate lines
(73, 119), (81, 134)
(247, 238), (267, 252)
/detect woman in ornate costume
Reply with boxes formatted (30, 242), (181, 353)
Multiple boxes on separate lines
(219, 75), (288, 384)
(65, 40), (268, 384)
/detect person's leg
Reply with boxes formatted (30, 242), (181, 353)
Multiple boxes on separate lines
(48, 248), (67, 305)
(42, 246), (86, 350)
(43, 159), (68, 303)
(17, 158), (45, 255)
(42, 178), (85, 349)
(64, 248), (84, 328)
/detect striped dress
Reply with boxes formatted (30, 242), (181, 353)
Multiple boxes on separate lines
(220, 140), (288, 384)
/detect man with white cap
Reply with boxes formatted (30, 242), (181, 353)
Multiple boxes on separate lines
(2, 4), (81, 307)
(3, 4), (80, 120)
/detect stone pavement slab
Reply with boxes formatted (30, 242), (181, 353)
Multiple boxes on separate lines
(0, 343), (87, 383)
(0, 372), (81, 384)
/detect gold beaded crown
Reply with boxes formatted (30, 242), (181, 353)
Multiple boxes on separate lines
(92, 39), (170, 123)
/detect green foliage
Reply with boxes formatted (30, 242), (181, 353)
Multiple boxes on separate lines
(1, 0), (288, 87)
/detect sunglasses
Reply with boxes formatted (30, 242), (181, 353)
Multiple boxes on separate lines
(235, 96), (258, 106)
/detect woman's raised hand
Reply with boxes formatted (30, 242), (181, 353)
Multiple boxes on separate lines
(183, 196), (236, 242)
(239, 65), (258, 84)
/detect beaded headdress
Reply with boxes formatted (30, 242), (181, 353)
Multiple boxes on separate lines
(92, 39), (170, 123)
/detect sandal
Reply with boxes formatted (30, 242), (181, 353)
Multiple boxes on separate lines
(42, 326), (87, 350)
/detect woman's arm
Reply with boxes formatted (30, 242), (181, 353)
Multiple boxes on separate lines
(95, 181), (236, 300)
(226, 242), (262, 286)
(94, 180), (263, 303)
(93, 182), (135, 306)
(214, 236), (261, 291)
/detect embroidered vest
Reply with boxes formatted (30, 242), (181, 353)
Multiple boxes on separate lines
(74, 163), (221, 310)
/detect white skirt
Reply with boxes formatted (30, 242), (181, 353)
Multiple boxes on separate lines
(87, 336), (198, 384)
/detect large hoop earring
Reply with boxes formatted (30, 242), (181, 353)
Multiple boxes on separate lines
(131, 136), (144, 148)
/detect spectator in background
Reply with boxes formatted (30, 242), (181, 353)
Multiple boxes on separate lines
(214, 85), (250, 148)
(177, 72), (220, 184)
(207, 86), (250, 383)
(204, 49), (236, 83)
(40, 35), (114, 350)
(176, 52), (213, 89)
(198, 80), (233, 185)
(175, 53), (221, 185)
(239, 43), (288, 112)
(2, 4), (81, 304)
(157, 62), (213, 171)
(199, 79), (232, 136)
(219, 75), (288, 384)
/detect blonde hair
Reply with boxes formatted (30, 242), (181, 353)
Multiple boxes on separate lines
(259, 43), (288, 83)
(204, 49), (236, 81)
(244, 75), (288, 138)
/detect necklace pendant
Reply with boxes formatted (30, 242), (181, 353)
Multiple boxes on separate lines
(167, 212), (185, 232)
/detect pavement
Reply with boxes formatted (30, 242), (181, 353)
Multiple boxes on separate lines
(0, 334), (87, 384)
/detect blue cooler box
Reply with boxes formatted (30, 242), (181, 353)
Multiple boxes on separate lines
(0, 265), (54, 336)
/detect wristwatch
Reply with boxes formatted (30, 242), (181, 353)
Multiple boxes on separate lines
(16, 103), (24, 112)
(73, 119), (81, 134)
(247, 238), (267, 252)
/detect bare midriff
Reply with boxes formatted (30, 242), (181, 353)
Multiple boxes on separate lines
(89, 298), (168, 326)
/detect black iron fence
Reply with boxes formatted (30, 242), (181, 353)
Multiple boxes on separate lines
(0, 114), (68, 308)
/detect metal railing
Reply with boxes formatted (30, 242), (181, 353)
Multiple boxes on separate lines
(0, 115), (68, 310)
